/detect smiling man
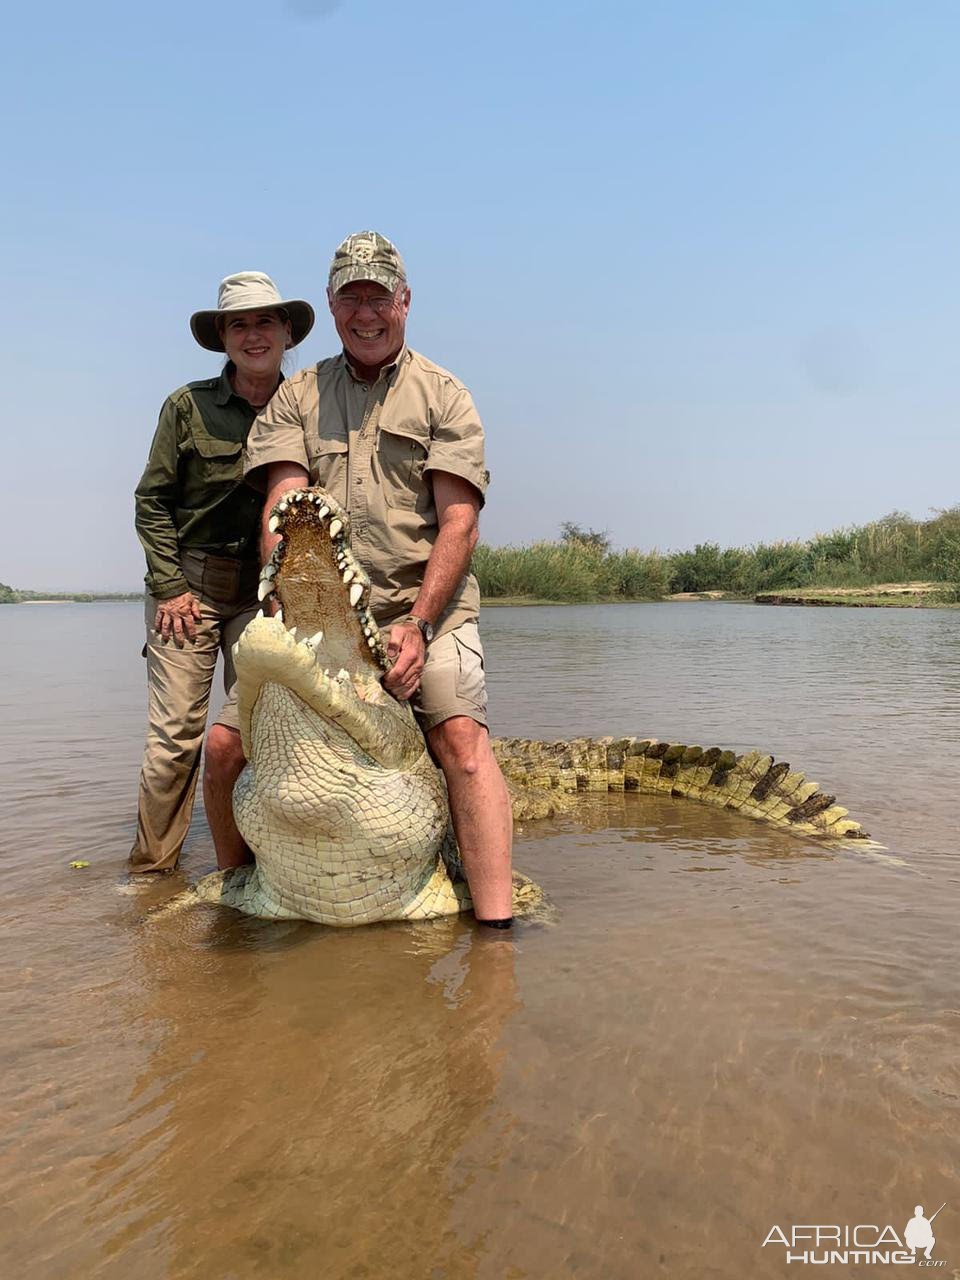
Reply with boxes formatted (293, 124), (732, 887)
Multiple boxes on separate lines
(243, 232), (514, 926)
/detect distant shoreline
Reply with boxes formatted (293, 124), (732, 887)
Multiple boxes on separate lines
(1, 594), (142, 605)
(484, 589), (957, 609)
(2, 586), (956, 611)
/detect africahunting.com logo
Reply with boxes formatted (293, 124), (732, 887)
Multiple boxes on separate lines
(762, 1203), (947, 1266)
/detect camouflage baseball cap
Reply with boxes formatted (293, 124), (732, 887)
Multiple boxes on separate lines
(328, 231), (406, 296)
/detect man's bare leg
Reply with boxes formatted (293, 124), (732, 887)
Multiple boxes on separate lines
(427, 715), (513, 921)
(202, 724), (253, 869)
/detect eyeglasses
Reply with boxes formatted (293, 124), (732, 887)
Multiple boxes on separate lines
(332, 291), (397, 314)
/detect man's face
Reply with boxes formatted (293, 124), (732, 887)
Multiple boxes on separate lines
(328, 279), (410, 371)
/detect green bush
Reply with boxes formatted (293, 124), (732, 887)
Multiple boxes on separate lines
(668, 543), (742, 593)
(474, 540), (609, 601)
(602, 548), (671, 599)
(733, 542), (810, 594)
(474, 538), (668, 602)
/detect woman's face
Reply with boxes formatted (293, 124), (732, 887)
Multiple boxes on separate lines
(220, 309), (290, 379)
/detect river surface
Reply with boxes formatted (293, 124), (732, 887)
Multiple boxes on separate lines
(1, 601), (958, 1279)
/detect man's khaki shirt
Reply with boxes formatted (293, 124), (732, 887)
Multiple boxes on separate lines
(244, 347), (489, 634)
(135, 368), (265, 599)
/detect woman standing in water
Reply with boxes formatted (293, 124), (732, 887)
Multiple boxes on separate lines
(130, 272), (314, 874)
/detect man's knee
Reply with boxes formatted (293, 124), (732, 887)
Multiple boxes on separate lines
(204, 724), (245, 784)
(427, 715), (489, 777)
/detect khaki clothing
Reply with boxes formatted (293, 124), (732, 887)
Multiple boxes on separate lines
(135, 367), (265, 599)
(413, 620), (487, 732)
(129, 551), (259, 872)
(243, 347), (489, 638)
(132, 364), (268, 871)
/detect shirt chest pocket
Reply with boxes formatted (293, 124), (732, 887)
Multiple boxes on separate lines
(306, 435), (349, 502)
(190, 431), (242, 486)
(376, 421), (430, 510)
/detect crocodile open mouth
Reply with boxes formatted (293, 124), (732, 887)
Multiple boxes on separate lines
(257, 487), (388, 678)
(231, 485), (424, 772)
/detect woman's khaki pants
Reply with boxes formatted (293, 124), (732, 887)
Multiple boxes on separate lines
(129, 552), (258, 873)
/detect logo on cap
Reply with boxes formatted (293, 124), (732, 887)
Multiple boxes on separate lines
(351, 238), (376, 264)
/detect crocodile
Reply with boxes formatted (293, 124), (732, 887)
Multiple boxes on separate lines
(194, 487), (871, 926)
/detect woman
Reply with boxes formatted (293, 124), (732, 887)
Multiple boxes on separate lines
(130, 272), (314, 873)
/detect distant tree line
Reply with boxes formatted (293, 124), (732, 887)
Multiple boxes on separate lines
(0, 582), (140, 604)
(472, 507), (960, 603)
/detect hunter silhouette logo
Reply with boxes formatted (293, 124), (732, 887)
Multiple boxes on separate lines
(762, 1202), (947, 1266)
(906, 1205), (945, 1261)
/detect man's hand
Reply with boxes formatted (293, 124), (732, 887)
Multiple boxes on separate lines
(383, 621), (426, 700)
(154, 591), (202, 646)
(380, 473), (479, 702)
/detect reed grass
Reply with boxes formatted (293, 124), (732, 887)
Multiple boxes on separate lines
(473, 507), (960, 602)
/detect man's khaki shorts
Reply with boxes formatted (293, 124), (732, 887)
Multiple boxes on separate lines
(412, 619), (488, 732)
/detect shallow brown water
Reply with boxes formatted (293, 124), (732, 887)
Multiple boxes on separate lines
(2, 601), (958, 1279)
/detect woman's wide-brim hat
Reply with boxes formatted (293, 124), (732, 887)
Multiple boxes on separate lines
(190, 271), (315, 352)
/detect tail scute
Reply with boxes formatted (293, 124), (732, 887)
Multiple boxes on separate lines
(491, 735), (871, 842)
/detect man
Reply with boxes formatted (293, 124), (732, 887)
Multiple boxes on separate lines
(243, 232), (514, 926)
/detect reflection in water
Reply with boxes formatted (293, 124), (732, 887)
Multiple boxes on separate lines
(1, 601), (959, 1278)
(87, 914), (519, 1279)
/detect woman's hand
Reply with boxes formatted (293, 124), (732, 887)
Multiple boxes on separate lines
(154, 591), (203, 646)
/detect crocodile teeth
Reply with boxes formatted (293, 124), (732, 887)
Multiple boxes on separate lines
(278, 500), (289, 513)
(275, 608), (283, 623)
(342, 568), (355, 585)
(336, 667), (350, 681)
(304, 630), (324, 648)
(268, 514), (281, 534)
(257, 579), (274, 602)
(366, 635), (377, 648)
(255, 609), (264, 620)
(349, 583), (363, 607)
(264, 563), (277, 579)
(291, 493), (303, 503)
(289, 627), (298, 640)
(329, 519), (343, 538)
(317, 504), (330, 519)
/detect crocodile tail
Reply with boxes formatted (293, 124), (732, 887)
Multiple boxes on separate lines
(490, 736), (871, 841)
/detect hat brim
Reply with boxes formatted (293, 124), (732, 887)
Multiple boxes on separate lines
(189, 299), (315, 353)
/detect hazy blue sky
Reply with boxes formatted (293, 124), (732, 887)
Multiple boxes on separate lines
(3, 0), (958, 590)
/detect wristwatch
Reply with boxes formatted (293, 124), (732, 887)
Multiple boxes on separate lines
(406, 614), (435, 643)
